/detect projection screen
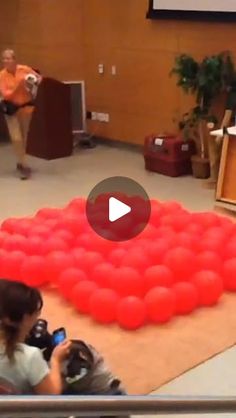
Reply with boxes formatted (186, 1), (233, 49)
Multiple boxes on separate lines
(147, 0), (236, 20)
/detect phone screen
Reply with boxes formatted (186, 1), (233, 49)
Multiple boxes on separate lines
(52, 328), (66, 346)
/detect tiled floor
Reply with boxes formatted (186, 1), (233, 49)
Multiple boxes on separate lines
(1, 143), (233, 417)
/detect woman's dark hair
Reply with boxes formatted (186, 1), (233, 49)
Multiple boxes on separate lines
(0, 280), (43, 360)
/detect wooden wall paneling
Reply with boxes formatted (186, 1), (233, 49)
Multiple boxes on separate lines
(1, 0), (236, 144)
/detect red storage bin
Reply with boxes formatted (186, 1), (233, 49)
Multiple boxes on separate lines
(144, 134), (195, 177)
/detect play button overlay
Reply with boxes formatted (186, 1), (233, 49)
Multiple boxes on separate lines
(86, 176), (151, 241)
(109, 197), (131, 222)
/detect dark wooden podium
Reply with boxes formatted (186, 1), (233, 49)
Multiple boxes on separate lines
(27, 77), (73, 160)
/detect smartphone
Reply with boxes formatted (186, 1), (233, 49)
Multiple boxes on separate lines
(52, 327), (66, 346)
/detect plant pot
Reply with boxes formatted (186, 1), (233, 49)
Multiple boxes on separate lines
(191, 155), (210, 179)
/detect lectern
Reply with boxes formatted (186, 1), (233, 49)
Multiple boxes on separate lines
(211, 127), (236, 208)
(27, 77), (73, 160)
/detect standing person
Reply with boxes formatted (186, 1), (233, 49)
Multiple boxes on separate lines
(0, 49), (42, 179)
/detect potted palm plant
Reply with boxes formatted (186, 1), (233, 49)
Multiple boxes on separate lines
(171, 52), (235, 178)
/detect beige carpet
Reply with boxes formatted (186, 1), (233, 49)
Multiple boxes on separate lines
(42, 290), (236, 395)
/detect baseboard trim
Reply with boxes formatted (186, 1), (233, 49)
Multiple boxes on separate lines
(94, 136), (143, 153)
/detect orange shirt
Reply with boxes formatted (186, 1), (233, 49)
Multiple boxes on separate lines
(0, 65), (38, 111)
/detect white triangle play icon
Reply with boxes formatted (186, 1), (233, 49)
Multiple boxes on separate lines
(109, 197), (131, 223)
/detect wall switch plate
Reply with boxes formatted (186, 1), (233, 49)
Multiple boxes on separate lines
(98, 64), (104, 74)
(111, 65), (116, 75)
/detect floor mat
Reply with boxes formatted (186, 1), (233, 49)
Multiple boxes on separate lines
(42, 290), (236, 395)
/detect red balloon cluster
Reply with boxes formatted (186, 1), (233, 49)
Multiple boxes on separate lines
(0, 197), (235, 330)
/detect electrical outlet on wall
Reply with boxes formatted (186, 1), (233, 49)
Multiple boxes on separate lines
(95, 113), (110, 122)
(97, 113), (104, 122)
(111, 66), (116, 76)
(104, 113), (110, 122)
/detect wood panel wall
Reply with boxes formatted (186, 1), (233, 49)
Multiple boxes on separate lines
(0, 0), (236, 144)
(0, 0), (84, 80)
(83, 0), (236, 144)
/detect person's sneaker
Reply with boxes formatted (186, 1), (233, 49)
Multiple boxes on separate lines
(16, 164), (31, 180)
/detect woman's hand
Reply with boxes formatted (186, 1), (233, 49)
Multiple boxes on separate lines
(35, 341), (72, 395)
(51, 340), (72, 364)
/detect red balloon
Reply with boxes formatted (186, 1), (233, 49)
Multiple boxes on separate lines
(24, 236), (44, 255)
(29, 225), (51, 239)
(192, 212), (220, 228)
(109, 249), (127, 267)
(0, 231), (10, 247)
(144, 265), (174, 291)
(203, 227), (227, 240)
(1, 251), (26, 281)
(72, 248), (86, 268)
(87, 235), (114, 255)
(3, 234), (27, 252)
(75, 252), (104, 274)
(12, 218), (35, 236)
(219, 218), (235, 236)
(43, 219), (59, 229)
(121, 250), (150, 272)
(54, 215), (86, 235)
(75, 233), (96, 250)
(223, 240), (236, 260)
(164, 247), (196, 280)
(176, 232), (198, 251)
(91, 263), (115, 287)
(222, 258), (236, 291)
(184, 222), (204, 236)
(71, 281), (98, 313)
(150, 199), (162, 209)
(111, 267), (144, 297)
(149, 206), (162, 227)
(89, 289), (119, 324)
(58, 268), (87, 299)
(42, 237), (69, 255)
(160, 213), (190, 232)
(53, 230), (75, 247)
(138, 225), (158, 240)
(145, 287), (176, 323)
(162, 201), (182, 213)
(146, 239), (170, 264)
(116, 297), (146, 330)
(21, 256), (47, 287)
(1, 218), (19, 234)
(191, 271), (223, 306)
(45, 251), (74, 283)
(66, 198), (86, 212)
(36, 207), (62, 220)
(157, 226), (177, 243)
(173, 282), (199, 315)
(198, 236), (224, 253)
(196, 251), (222, 273)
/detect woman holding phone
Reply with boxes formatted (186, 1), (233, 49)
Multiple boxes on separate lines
(0, 280), (71, 394)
